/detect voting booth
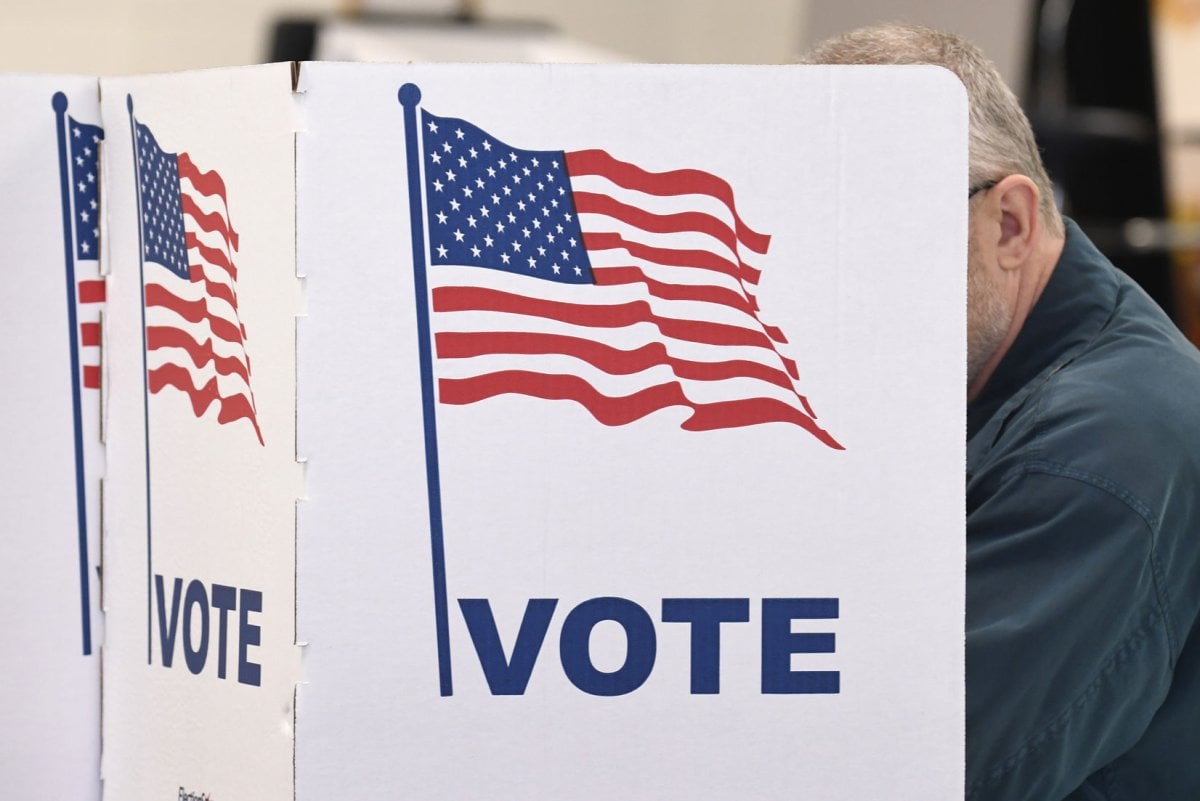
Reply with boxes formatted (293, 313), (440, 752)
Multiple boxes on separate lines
(2, 63), (965, 800)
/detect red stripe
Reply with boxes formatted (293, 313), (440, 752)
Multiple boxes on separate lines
(147, 326), (251, 384)
(148, 363), (263, 445)
(583, 231), (761, 286)
(438, 371), (841, 447)
(82, 365), (100, 390)
(435, 331), (797, 391)
(573, 191), (750, 261)
(433, 286), (773, 350)
(440, 372), (690, 427)
(80, 322), (101, 347)
(78, 280), (106, 303)
(186, 233), (238, 281)
(145, 283), (244, 346)
(189, 265), (238, 310)
(565, 149), (770, 254)
(178, 153), (238, 247)
(682, 397), (842, 448)
(593, 265), (754, 315)
(182, 194), (238, 253)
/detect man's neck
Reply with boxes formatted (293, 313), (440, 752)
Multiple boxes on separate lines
(968, 230), (1066, 402)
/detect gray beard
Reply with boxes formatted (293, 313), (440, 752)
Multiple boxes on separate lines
(966, 263), (1013, 390)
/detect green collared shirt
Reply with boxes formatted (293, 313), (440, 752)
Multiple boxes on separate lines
(966, 219), (1200, 800)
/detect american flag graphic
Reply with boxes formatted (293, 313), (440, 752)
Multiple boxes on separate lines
(134, 121), (262, 444)
(68, 117), (105, 391)
(419, 110), (842, 449)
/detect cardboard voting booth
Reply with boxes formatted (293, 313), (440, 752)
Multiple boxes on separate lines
(2, 63), (966, 800)
(0, 75), (104, 801)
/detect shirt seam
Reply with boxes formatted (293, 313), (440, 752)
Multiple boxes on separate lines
(966, 608), (1163, 799)
(1012, 460), (1179, 661)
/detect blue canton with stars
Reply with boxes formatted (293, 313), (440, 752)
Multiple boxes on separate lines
(134, 122), (189, 278)
(421, 111), (594, 285)
(69, 117), (103, 261)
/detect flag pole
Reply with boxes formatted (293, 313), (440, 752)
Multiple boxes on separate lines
(52, 91), (93, 657)
(399, 82), (453, 697)
(127, 95), (155, 665)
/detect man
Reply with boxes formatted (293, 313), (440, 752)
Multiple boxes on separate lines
(803, 25), (1200, 801)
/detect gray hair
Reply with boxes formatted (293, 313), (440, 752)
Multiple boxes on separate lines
(800, 23), (1063, 236)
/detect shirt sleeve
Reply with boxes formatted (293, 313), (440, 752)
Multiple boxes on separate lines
(966, 465), (1175, 801)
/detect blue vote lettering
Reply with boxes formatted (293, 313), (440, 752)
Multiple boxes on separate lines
(154, 574), (263, 687)
(458, 595), (838, 696)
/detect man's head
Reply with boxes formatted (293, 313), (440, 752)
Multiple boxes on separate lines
(801, 24), (1066, 398)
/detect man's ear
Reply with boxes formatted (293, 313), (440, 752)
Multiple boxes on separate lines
(993, 174), (1041, 271)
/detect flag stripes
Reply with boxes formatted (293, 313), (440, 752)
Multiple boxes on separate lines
(419, 110), (840, 447)
(135, 121), (262, 444)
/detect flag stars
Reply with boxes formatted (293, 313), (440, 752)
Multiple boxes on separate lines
(436, 211), (448, 224)
(479, 206), (489, 218)
(537, 245), (546, 256)
(507, 212), (516, 223)
(502, 186), (512, 196)
(527, 256), (537, 269)
(433, 179), (444, 192)
(73, 126), (81, 138)
(453, 229), (465, 242)
(552, 263), (561, 274)
(482, 139), (492, 151)
(521, 227), (531, 238)
(449, 199), (461, 211)
(457, 156), (467, 168)
(500, 252), (510, 264)
(446, 169), (457, 182)
(468, 147), (477, 159)
(474, 178), (484, 189)
(495, 221), (505, 233)
(471, 245), (481, 258)
(431, 152), (442, 164)
(532, 219), (541, 230)
(483, 234), (494, 247)
(512, 241), (522, 253)
(437, 244), (448, 258)
(455, 128), (465, 140)
(517, 200), (526, 211)
(462, 186), (473, 198)
(442, 142), (453, 153)
(487, 167), (496, 178)
(491, 193), (500, 204)
(522, 166), (531, 176)
(427, 119), (438, 133)
(467, 215), (477, 228)
(574, 266), (583, 276)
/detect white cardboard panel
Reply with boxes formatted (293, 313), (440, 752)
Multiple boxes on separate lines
(0, 72), (103, 801)
(295, 63), (966, 800)
(99, 64), (303, 801)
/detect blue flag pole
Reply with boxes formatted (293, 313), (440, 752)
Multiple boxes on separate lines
(52, 91), (93, 657)
(399, 83), (454, 697)
(126, 95), (155, 665)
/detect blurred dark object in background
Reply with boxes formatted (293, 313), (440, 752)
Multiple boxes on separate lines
(1026, 0), (1179, 319)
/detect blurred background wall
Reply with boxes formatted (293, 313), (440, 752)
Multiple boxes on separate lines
(3, 0), (1198, 339)
(0, 0), (1028, 76)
